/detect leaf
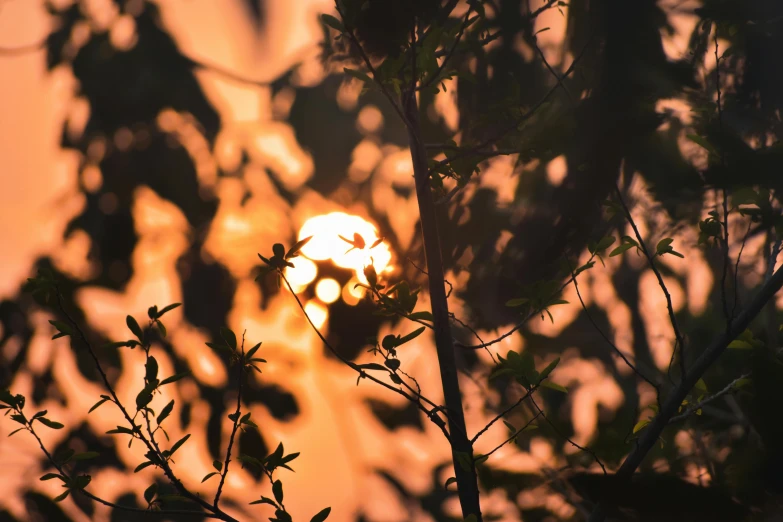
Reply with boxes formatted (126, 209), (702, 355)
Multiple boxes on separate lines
(88, 398), (110, 413)
(156, 320), (167, 338)
(220, 327), (237, 351)
(384, 359), (401, 371)
(160, 372), (190, 386)
(397, 327), (425, 346)
(694, 378), (708, 393)
(146, 356), (159, 383)
(310, 507), (332, 522)
(71, 451), (99, 461)
(126, 315), (143, 341)
(540, 381), (568, 393)
(286, 236), (313, 259)
(407, 311), (434, 322)
(144, 483), (158, 504)
(272, 479), (284, 503)
(249, 496), (277, 507)
(48, 320), (72, 338)
(168, 434), (190, 456)
(201, 472), (219, 483)
(213, 459), (223, 471)
(40, 473), (64, 481)
(358, 363), (387, 372)
(134, 461), (154, 473)
(156, 303), (181, 318)
(686, 134), (717, 155)
(320, 14), (344, 32)
(609, 242), (636, 257)
(538, 357), (560, 381)
(53, 490), (70, 502)
(633, 419), (650, 434)
(506, 298), (529, 307)
(136, 387), (154, 410)
(728, 340), (753, 349)
(344, 67), (373, 84)
(36, 417), (64, 430)
(445, 477), (458, 490)
(656, 238), (674, 254)
(246, 342), (262, 360)
(534, 27), (551, 35)
(157, 400), (174, 425)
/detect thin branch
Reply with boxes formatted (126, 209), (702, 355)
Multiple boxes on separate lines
(278, 271), (452, 440)
(428, 34), (591, 174)
(714, 34), (731, 327)
(214, 333), (245, 508)
(419, 7), (475, 91)
(731, 221), (751, 318)
(25, 417), (222, 519)
(406, 256), (454, 298)
(669, 373), (749, 424)
(613, 184), (687, 375)
(471, 387), (535, 444)
(532, 37), (574, 104)
(483, 410), (543, 459)
(529, 395), (607, 474)
(53, 289), (233, 519)
(334, 3), (413, 131)
(566, 258), (660, 395)
(587, 264), (783, 522)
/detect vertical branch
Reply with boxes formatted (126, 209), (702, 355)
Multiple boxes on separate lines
(405, 88), (483, 521)
(214, 336), (245, 508)
(613, 184), (687, 375)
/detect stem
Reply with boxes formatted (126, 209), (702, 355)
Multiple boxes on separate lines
(53, 290), (237, 521)
(587, 264), (783, 521)
(405, 92), (482, 520)
(214, 339), (245, 508)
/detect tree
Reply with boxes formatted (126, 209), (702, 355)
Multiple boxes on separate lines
(3, 0), (783, 521)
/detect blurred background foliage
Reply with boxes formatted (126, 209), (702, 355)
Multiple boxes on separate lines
(2, 0), (783, 520)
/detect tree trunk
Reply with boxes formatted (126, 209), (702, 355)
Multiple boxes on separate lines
(405, 94), (483, 521)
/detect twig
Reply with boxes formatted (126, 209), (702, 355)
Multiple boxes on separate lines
(731, 221), (751, 318)
(471, 387), (536, 444)
(669, 373), (749, 424)
(407, 256), (453, 298)
(428, 34), (592, 175)
(278, 271), (452, 440)
(25, 414), (221, 518)
(529, 395), (607, 474)
(214, 333), (245, 508)
(566, 258), (660, 396)
(587, 264), (783, 522)
(419, 7), (475, 91)
(613, 184), (687, 376)
(714, 34), (731, 327)
(53, 289), (233, 519)
(532, 37), (574, 104)
(483, 411), (543, 459)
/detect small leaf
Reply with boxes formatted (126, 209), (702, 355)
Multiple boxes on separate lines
(220, 328), (237, 351)
(344, 67), (373, 84)
(88, 398), (110, 414)
(160, 372), (190, 386)
(53, 490), (70, 502)
(40, 473), (64, 481)
(384, 359), (401, 371)
(540, 381), (568, 393)
(538, 357), (560, 381)
(157, 400), (174, 425)
(728, 340), (753, 349)
(320, 14), (344, 32)
(168, 434), (190, 457)
(310, 507), (332, 522)
(397, 327), (425, 346)
(134, 461), (154, 473)
(144, 483), (157, 504)
(146, 356), (159, 383)
(633, 419), (650, 434)
(126, 315), (143, 341)
(286, 236), (313, 259)
(609, 242), (636, 257)
(408, 311), (434, 322)
(250, 496), (278, 507)
(36, 418), (64, 430)
(156, 303), (181, 318)
(359, 363), (387, 372)
(201, 472), (219, 483)
(506, 298), (529, 307)
(71, 451), (99, 461)
(213, 460), (223, 471)
(272, 479), (284, 503)
(445, 477), (458, 490)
